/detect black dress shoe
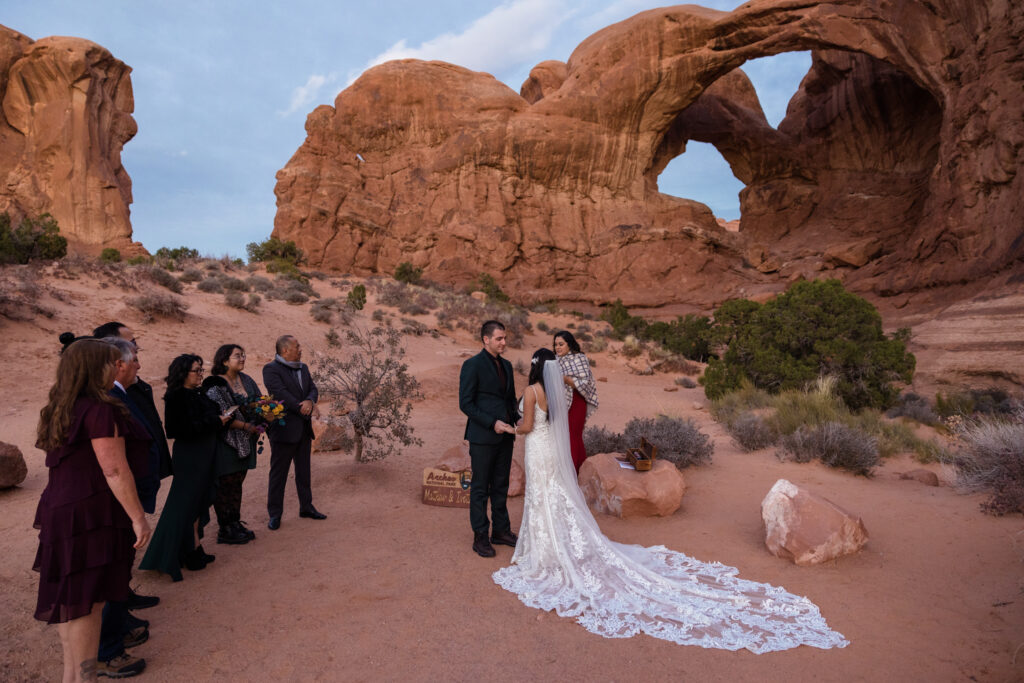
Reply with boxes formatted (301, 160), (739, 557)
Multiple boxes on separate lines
(197, 544), (215, 563)
(236, 520), (256, 540)
(491, 530), (518, 547)
(126, 588), (159, 610)
(299, 508), (327, 520)
(473, 533), (496, 558)
(268, 516), (281, 530)
(217, 523), (251, 545)
(125, 611), (149, 630)
(183, 548), (208, 572)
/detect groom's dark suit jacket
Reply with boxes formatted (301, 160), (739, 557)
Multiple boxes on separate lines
(459, 350), (519, 444)
(263, 359), (318, 445)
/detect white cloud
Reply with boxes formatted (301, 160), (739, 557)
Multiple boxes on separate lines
(280, 73), (336, 117)
(348, 0), (573, 85)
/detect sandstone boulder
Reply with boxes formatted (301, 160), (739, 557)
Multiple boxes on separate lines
(761, 479), (868, 566)
(0, 441), (27, 488)
(312, 418), (348, 452)
(436, 442), (524, 497)
(578, 452), (686, 518)
(0, 26), (141, 256)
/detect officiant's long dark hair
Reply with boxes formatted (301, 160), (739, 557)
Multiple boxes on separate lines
(528, 348), (556, 386)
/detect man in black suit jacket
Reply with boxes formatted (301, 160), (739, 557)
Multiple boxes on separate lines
(459, 320), (520, 557)
(263, 335), (324, 530)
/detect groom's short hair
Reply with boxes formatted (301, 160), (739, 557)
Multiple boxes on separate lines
(480, 320), (505, 340)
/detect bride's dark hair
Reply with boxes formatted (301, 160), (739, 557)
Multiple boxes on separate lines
(527, 348), (556, 386)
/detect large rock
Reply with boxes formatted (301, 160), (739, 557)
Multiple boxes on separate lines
(312, 418), (348, 452)
(0, 26), (142, 256)
(274, 2), (1024, 306)
(578, 452), (686, 518)
(761, 479), (868, 566)
(0, 441), (27, 488)
(437, 442), (524, 497)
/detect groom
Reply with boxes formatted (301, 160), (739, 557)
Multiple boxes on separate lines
(459, 320), (520, 557)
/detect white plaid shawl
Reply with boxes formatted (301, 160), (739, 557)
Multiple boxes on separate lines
(558, 352), (598, 418)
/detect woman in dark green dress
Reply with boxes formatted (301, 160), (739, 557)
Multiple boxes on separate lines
(201, 344), (261, 545)
(139, 355), (229, 582)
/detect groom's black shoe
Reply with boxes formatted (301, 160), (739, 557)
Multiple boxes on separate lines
(299, 507), (327, 520)
(473, 533), (496, 557)
(491, 530), (518, 548)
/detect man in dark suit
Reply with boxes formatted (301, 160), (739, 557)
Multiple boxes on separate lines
(263, 334), (324, 530)
(459, 320), (520, 557)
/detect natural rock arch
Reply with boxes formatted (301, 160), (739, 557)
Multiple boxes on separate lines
(273, 1), (1023, 306)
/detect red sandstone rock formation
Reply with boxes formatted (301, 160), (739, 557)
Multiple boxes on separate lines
(274, 1), (1023, 307)
(0, 25), (140, 255)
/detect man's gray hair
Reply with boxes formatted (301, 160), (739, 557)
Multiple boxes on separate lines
(102, 336), (136, 363)
(275, 335), (296, 355)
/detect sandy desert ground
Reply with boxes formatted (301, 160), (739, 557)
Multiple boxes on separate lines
(1, 264), (1022, 682)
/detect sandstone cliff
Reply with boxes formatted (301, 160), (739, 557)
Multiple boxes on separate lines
(0, 25), (140, 255)
(274, 1), (1023, 307)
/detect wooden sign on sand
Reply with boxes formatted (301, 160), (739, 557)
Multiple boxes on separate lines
(422, 467), (471, 507)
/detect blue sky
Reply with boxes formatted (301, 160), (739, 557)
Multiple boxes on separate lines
(4, 1), (809, 256)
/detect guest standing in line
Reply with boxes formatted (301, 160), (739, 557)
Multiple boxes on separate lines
(202, 344), (261, 545)
(33, 339), (152, 681)
(553, 330), (599, 473)
(140, 355), (230, 581)
(263, 335), (324, 530)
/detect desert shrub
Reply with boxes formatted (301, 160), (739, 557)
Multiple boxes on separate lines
(0, 267), (54, 321)
(143, 266), (185, 293)
(779, 422), (879, 475)
(0, 213), (68, 264)
(203, 261), (222, 272)
(127, 291), (188, 321)
(642, 314), (713, 362)
(394, 261), (423, 285)
(398, 318), (429, 336)
(246, 236), (303, 265)
(582, 425), (626, 455)
(377, 281), (407, 307)
(728, 412), (779, 451)
(536, 320), (550, 333)
(709, 382), (775, 426)
(154, 246), (199, 261)
(282, 289), (309, 305)
(325, 328), (341, 347)
(224, 290), (247, 309)
(886, 392), (939, 425)
(311, 297), (345, 323)
(221, 276), (249, 291)
(197, 277), (223, 293)
(179, 267), (204, 283)
(311, 325), (424, 462)
(588, 337), (608, 353)
(702, 280), (915, 410)
(937, 388), (1017, 418)
(951, 413), (1024, 515)
(125, 255), (150, 266)
(399, 301), (429, 316)
(100, 248), (121, 263)
(246, 293), (261, 311)
(621, 335), (643, 358)
(246, 275), (273, 292)
(347, 284), (367, 310)
(474, 273), (509, 303)
(622, 415), (713, 469)
(675, 376), (698, 389)
(273, 276), (317, 298)
(768, 377), (848, 436)
(371, 309), (385, 322)
(434, 293), (532, 348)
(265, 258), (308, 282)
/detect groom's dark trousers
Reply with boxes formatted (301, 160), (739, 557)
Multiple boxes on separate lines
(459, 349), (519, 536)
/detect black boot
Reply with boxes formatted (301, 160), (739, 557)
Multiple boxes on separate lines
(183, 548), (208, 571)
(197, 544), (215, 563)
(217, 523), (251, 545)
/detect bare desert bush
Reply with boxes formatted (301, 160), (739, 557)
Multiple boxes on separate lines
(587, 336), (608, 353)
(936, 387), (1018, 418)
(0, 266), (54, 321)
(779, 422), (879, 476)
(583, 415), (713, 469)
(221, 276), (249, 291)
(435, 296), (531, 348)
(127, 291), (188, 321)
(142, 265), (184, 293)
(179, 267), (204, 283)
(246, 275), (273, 292)
(310, 297), (352, 325)
(728, 412), (779, 451)
(224, 290), (246, 309)
(621, 335), (643, 358)
(652, 354), (701, 375)
(951, 412), (1024, 515)
(886, 392), (940, 424)
(398, 318), (431, 336)
(311, 325), (423, 462)
(197, 277), (223, 293)
(674, 376), (698, 389)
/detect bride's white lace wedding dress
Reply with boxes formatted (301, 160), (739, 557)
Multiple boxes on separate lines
(492, 361), (848, 653)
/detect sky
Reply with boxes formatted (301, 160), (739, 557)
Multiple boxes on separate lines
(4, 1), (811, 257)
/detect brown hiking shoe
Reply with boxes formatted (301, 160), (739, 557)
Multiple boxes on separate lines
(97, 652), (146, 678)
(122, 625), (149, 649)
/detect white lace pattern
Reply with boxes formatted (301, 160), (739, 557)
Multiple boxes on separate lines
(493, 362), (848, 653)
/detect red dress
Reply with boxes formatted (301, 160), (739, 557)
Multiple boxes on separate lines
(33, 397), (146, 623)
(567, 388), (588, 473)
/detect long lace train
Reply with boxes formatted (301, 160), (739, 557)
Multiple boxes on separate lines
(492, 361), (848, 653)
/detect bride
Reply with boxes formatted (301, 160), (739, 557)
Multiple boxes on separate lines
(493, 349), (848, 653)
